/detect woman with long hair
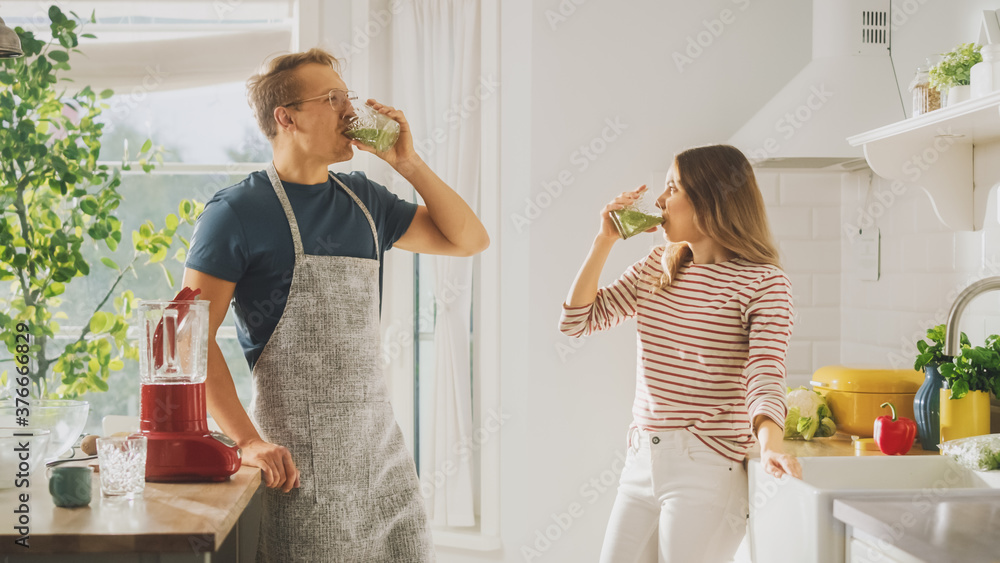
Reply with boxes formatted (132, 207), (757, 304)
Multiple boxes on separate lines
(559, 144), (802, 562)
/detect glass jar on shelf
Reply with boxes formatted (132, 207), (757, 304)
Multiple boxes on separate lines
(909, 65), (940, 117)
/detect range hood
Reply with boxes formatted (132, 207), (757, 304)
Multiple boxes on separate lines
(728, 0), (906, 170)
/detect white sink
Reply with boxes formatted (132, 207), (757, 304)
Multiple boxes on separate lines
(748, 455), (1000, 563)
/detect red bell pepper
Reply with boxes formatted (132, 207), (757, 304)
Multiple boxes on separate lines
(874, 402), (917, 455)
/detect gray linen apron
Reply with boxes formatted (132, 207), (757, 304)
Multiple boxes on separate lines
(249, 162), (434, 562)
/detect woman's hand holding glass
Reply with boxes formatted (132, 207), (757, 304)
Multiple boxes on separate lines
(599, 185), (657, 241)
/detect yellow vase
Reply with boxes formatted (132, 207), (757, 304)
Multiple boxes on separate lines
(939, 389), (991, 444)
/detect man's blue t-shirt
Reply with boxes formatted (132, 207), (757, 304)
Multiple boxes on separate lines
(185, 170), (418, 371)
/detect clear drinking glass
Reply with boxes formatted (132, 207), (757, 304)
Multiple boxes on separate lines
(97, 434), (147, 499)
(611, 191), (665, 239)
(345, 100), (400, 152)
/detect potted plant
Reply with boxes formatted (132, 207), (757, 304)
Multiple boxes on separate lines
(914, 324), (970, 451)
(0, 6), (201, 410)
(929, 42), (983, 107)
(936, 333), (1000, 443)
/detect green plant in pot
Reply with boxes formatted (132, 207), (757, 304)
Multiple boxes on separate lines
(929, 42), (982, 106)
(0, 3), (202, 454)
(936, 333), (1000, 443)
(913, 324), (969, 451)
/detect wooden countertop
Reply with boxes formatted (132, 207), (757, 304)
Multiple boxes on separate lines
(746, 432), (940, 459)
(0, 457), (260, 554)
(834, 496), (1000, 563)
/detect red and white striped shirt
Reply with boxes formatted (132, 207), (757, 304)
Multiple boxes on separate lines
(559, 246), (794, 462)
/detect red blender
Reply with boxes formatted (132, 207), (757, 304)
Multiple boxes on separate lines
(137, 288), (241, 482)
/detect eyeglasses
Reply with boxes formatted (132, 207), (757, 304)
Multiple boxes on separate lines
(283, 89), (357, 111)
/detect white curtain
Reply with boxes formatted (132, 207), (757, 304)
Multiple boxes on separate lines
(393, 0), (481, 527)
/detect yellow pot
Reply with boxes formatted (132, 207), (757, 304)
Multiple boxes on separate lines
(811, 366), (924, 437)
(939, 389), (991, 443)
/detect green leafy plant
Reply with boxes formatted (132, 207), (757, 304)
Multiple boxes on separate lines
(929, 42), (983, 91)
(939, 335), (1000, 400)
(914, 324), (970, 371)
(0, 6), (202, 399)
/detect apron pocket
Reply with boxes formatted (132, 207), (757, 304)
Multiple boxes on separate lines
(308, 401), (374, 503)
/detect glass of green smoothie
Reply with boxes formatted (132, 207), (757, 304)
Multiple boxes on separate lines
(345, 100), (400, 152)
(610, 192), (664, 239)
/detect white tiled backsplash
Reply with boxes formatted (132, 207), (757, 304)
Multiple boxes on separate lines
(840, 170), (1000, 372)
(756, 169), (1000, 388)
(758, 171), (842, 388)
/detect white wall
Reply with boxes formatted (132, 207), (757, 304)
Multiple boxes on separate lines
(474, 2), (817, 562)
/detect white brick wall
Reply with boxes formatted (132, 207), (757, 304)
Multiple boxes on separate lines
(727, 167), (1000, 391)
(758, 170), (842, 389)
(839, 170), (1000, 369)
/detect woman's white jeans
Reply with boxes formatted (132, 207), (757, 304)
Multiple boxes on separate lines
(598, 428), (749, 563)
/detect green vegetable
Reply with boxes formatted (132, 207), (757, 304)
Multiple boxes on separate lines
(914, 323), (969, 371)
(938, 334), (1000, 400)
(611, 209), (663, 239)
(940, 434), (1000, 471)
(345, 127), (399, 152)
(784, 386), (836, 440)
(929, 42), (982, 90)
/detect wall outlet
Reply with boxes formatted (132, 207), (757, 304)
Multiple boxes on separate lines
(855, 227), (880, 281)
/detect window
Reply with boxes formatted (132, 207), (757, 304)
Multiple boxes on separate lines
(2, 0), (294, 436)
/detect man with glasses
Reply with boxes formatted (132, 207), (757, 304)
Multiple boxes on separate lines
(181, 48), (489, 562)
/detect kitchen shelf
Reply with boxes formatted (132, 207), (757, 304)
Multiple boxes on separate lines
(847, 90), (1000, 231)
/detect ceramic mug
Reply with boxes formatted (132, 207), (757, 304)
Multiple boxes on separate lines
(48, 466), (93, 508)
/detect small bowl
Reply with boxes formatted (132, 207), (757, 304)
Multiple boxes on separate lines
(0, 428), (51, 489)
(0, 400), (89, 460)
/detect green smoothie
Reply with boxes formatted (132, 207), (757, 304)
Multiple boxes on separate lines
(345, 127), (399, 152)
(611, 209), (664, 239)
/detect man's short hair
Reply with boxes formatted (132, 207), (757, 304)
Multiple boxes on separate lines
(246, 48), (343, 139)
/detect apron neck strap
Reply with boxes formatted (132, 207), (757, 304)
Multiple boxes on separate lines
(329, 173), (381, 262)
(266, 162), (305, 257)
(265, 162), (382, 261)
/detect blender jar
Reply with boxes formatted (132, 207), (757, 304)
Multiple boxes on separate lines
(137, 300), (209, 385)
(611, 191), (664, 239)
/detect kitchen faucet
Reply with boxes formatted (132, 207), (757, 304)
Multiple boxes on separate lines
(945, 277), (1000, 356)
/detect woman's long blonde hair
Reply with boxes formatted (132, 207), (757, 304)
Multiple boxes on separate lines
(659, 144), (780, 288)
